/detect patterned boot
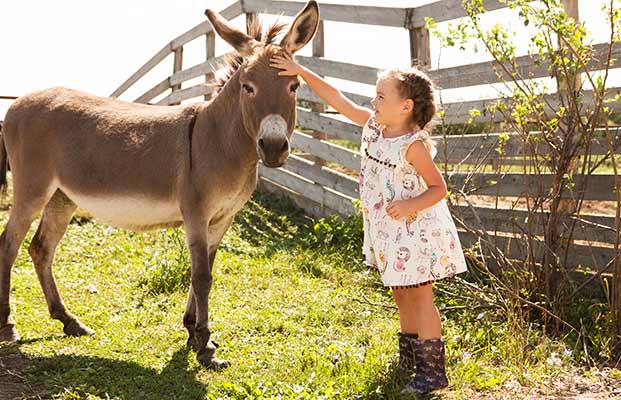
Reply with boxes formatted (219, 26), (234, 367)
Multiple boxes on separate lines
(396, 332), (418, 375)
(400, 337), (449, 395)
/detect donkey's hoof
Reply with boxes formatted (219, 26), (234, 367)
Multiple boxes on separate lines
(0, 325), (20, 342)
(197, 353), (230, 370)
(63, 320), (95, 337)
(186, 335), (199, 352)
(197, 340), (229, 370)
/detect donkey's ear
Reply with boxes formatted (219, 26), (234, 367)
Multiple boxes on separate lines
(280, 0), (319, 54)
(205, 9), (259, 57)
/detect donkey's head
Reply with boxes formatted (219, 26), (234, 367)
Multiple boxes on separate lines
(205, 1), (319, 168)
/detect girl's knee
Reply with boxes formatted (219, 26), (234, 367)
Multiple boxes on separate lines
(391, 287), (408, 305)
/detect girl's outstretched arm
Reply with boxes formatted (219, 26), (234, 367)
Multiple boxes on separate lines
(270, 55), (372, 127)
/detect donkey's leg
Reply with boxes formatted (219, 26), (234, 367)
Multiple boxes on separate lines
(28, 190), (93, 337)
(183, 284), (196, 347)
(184, 247), (218, 350)
(0, 194), (51, 342)
(184, 217), (229, 369)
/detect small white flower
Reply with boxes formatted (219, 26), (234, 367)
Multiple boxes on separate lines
(546, 352), (562, 366)
(461, 351), (471, 360)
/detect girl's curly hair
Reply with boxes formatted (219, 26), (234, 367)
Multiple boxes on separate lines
(378, 67), (437, 132)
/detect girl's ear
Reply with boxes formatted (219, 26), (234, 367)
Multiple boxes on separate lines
(402, 99), (414, 113)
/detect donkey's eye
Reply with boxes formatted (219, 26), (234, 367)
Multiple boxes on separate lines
(290, 83), (300, 93)
(242, 83), (255, 95)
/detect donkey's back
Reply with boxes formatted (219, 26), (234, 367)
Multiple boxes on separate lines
(2, 87), (199, 229)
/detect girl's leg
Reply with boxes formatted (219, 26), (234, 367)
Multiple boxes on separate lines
(392, 283), (441, 338)
(409, 283), (441, 339)
(391, 287), (419, 374)
(391, 286), (418, 334)
(398, 283), (449, 394)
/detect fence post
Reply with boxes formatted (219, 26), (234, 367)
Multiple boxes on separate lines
(408, 19), (430, 67)
(557, 1), (581, 211)
(205, 32), (215, 101)
(171, 46), (184, 105)
(543, 0), (581, 307)
(310, 21), (328, 213)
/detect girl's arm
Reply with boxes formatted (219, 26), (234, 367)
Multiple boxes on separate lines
(270, 55), (372, 127)
(386, 141), (447, 219)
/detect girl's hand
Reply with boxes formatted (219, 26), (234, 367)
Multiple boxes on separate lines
(386, 200), (417, 220)
(270, 55), (304, 76)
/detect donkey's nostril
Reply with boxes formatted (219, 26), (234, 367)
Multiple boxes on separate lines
(258, 138), (265, 149)
(280, 140), (289, 152)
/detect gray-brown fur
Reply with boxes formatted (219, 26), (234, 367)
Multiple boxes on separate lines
(0, 0), (319, 369)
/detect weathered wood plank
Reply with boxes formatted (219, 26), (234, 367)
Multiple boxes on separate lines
(441, 88), (621, 125)
(283, 154), (359, 198)
(301, 84), (620, 126)
(458, 230), (618, 272)
(434, 128), (621, 163)
(133, 55), (226, 104)
(259, 165), (356, 215)
(242, 0), (407, 27)
(134, 78), (171, 104)
(111, 44), (172, 98)
(430, 52), (548, 90)
(291, 130), (361, 172)
(409, 25), (430, 67)
(449, 172), (618, 201)
(296, 56), (380, 86)
(169, 55), (225, 86)
(407, 0), (512, 28)
(453, 204), (618, 244)
(431, 41), (620, 90)
(156, 84), (213, 105)
(258, 178), (345, 217)
(298, 86), (372, 111)
(308, 20), (329, 169)
(296, 107), (363, 143)
(171, 47), (184, 104)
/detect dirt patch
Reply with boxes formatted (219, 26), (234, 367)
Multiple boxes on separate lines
(0, 346), (41, 400)
(458, 367), (621, 400)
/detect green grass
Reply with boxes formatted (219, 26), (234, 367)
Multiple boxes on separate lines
(0, 191), (617, 399)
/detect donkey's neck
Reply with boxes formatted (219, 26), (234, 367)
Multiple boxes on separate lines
(198, 69), (258, 171)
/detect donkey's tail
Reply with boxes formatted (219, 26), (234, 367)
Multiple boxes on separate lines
(0, 123), (8, 196)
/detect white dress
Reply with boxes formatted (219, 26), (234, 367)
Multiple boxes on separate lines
(360, 117), (468, 287)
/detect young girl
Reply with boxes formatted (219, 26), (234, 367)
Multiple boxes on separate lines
(270, 55), (468, 394)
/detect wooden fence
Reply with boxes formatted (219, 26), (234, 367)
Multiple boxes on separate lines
(109, 0), (621, 274)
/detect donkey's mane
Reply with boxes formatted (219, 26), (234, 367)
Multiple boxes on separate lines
(212, 20), (288, 94)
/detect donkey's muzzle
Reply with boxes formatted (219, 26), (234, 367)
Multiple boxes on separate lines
(257, 114), (291, 168)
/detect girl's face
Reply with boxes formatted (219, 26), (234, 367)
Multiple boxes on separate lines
(371, 78), (413, 127)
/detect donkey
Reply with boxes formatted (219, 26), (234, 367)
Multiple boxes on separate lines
(0, 1), (319, 369)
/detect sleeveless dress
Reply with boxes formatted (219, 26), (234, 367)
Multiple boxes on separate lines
(360, 117), (468, 287)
